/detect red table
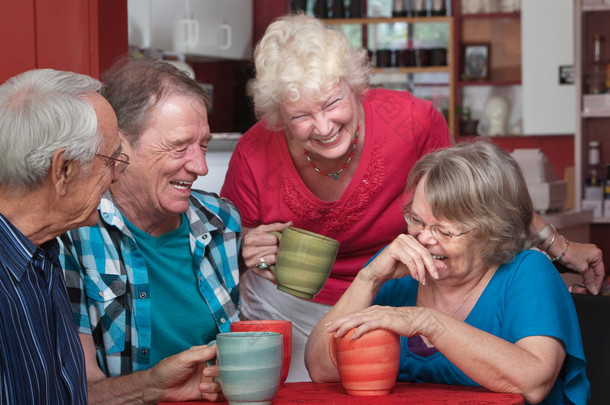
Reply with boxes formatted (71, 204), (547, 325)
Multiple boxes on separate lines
(159, 382), (525, 404)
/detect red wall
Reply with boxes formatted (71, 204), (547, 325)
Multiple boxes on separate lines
(0, 0), (128, 83)
(0, 2), (36, 83)
(253, 0), (290, 45)
(98, 0), (130, 76)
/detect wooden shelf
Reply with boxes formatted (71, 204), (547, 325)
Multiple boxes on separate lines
(582, 111), (610, 118)
(541, 210), (594, 228)
(592, 217), (610, 224)
(322, 16), (452, 25)
(451, 0), (522, 139)
(582, 4), (610, 11)
(458, 80), (521, 86)
(373, 66), (450, 74)
(458, 12), (520, 19)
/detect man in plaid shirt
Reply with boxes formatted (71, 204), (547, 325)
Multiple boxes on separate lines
(60, 57), (241, 404)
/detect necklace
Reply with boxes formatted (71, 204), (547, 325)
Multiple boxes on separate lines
(304, 126), (359, 181)
(432, 283), (477, 318)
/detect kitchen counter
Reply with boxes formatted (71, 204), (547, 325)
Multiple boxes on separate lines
(541, 210), (593, 243)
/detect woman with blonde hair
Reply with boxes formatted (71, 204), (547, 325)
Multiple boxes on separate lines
(222, 13), (450, 381)
(221, 13), (603, 382)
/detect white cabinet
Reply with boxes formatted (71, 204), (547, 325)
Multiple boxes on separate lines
(521, 0), (575, 135)
(128, 0), (253, 60)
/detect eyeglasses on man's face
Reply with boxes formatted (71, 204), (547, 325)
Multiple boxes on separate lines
(403, 203), (470, 242)
(96, 152), (130, 173)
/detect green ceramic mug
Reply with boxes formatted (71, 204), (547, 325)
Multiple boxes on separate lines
(269, 226), (339, 299)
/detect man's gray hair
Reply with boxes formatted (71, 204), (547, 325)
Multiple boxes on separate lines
(0, 69), (102, 190)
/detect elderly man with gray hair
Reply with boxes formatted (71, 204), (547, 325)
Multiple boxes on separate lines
(0, 68), (123, 404)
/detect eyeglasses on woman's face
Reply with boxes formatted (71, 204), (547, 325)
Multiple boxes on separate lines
(96, 152), (130, 173)
(403, 203), (470, 242)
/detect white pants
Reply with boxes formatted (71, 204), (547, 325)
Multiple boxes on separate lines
(239, 270), (332, 382)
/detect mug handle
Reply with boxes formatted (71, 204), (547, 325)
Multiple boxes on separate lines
(328, 333), (339, 370)
(264, 231), (284, 276)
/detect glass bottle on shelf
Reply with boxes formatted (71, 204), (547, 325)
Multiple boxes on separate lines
(412, 0), (427, 17)
(606, 59), (610, 92)
(346, 0), (364, 18)
(313, 0), (329, 19)
(392, 0), (407, 17)
(584, 141), (604, 201)
(585, 34), (606, 94)
(405, 0), (414, 16)
(431, 0), (447, 16)
(329, 0), (345, 18)
(604, 164), (610, 219)
(290, 0), (307, 12)
(604, 164), (610, 199)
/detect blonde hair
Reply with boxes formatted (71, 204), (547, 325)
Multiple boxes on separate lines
(250, 13), (371, 130)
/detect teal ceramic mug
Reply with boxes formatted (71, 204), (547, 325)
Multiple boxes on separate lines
(212, 331), (283, 405)
(269, 226), (340, 299)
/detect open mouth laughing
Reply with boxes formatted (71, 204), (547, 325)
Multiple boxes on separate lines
(319, 131), (339, 144)
(170, 180), (193, 190)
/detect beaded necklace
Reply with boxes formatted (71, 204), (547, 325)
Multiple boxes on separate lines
(304, 127), (359, 181)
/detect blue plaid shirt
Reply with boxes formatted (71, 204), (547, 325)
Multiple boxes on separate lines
(0, 214), (87, 404)
(59, 190), (241, 376)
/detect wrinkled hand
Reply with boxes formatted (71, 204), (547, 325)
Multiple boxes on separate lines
(363, 234), (442, 286)
(326, 305), (424, 340)
(241, 222), (292, 282)
(150, 344), (224, 402)
(561, 241), (605, 295)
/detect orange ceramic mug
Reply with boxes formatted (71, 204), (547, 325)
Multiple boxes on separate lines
(230, 320), (292, 384)
(329, 328), (400, 396)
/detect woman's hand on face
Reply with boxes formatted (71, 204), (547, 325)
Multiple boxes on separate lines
(363, 234), (441, 285)
(241, 222), (292, 282)
(326, 305), (424, 340)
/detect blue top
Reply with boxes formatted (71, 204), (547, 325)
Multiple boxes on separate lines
(124, 213), (219, 367)
(60, 189), (241, 376)
(374, 249), (589, 404)
(0, 213), (87, 404)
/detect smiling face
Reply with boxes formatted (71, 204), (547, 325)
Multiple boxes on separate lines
(410, 181), (486, 283)
(114, 94), (210, 233)
(280, 81), (361, 163)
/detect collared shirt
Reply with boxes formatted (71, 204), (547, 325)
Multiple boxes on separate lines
(0, 213), (87, 405)
(59, 190), (241, 376)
